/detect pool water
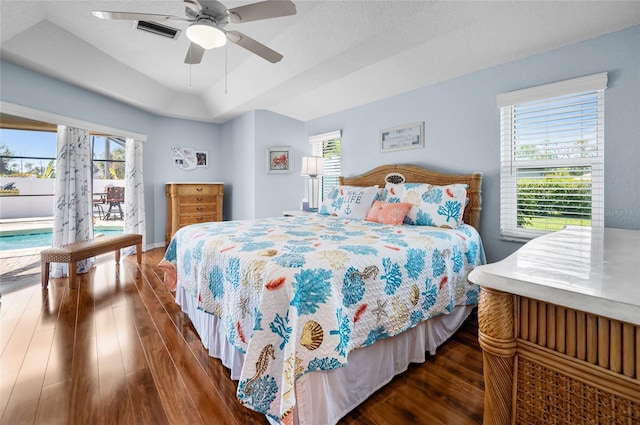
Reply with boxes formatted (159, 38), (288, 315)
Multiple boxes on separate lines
(0, 229), (123, 251)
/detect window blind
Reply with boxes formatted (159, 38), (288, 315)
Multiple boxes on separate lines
(499, 73), (606, 241)
(310, 130), (342, 200)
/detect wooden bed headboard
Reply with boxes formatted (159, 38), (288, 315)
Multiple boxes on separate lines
(339, 164), (483, 231)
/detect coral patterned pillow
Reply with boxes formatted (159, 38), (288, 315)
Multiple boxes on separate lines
(365, 201), (412, 225)
(318, 185), (340, 215)
(318, 185), (354, 215)
(402, 183), (468, 228)
(379, 183), (405, 203)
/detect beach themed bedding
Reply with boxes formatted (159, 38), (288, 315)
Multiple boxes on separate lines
(160, 214), (485, 424)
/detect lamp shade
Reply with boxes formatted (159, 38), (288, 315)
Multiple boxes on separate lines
(186, 20), (227, 49)
(301, 156), (324, 177)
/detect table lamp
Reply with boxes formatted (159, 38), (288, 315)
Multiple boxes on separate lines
(301, 156), (324, 211)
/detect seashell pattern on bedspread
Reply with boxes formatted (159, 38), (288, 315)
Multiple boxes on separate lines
(161, 215), (485, 424)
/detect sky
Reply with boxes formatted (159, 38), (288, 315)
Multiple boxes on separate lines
(0, 129), (108, 158)
(0, 129), (57, 158)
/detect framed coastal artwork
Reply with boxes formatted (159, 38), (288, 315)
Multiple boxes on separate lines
(172, 146), (197, 170)
(380, 121), (425, 152)
(196, 151), (209, 168)
(266, 146), (292, 174)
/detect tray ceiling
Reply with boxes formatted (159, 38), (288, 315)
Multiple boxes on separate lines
(1, 1), (639, 123)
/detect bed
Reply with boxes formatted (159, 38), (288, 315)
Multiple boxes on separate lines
(160, 164), (484, 425)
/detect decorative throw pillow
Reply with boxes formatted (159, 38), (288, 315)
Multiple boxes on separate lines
(336, 185), (379, 219)
(379, 183), (405, 203)
(366, 201), (412, 225)
(401, 183), (468, 228)
(318, 185), (378, 215)
(318, 185), (345, 215)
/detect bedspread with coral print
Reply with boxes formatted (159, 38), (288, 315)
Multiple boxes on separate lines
(162, 215), (485, 424)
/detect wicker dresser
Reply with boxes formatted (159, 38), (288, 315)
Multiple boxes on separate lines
(165, 182), (224, 245)
(468, 227), (640, 425)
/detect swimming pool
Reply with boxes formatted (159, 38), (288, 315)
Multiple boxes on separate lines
(0, 229), (123, 251)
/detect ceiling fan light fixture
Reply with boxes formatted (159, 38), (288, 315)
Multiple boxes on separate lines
(186, 19), (226, 49)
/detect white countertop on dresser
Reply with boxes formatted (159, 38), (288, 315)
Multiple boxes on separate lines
(165, 182), (225, 184)
(468, 226), (640, 325)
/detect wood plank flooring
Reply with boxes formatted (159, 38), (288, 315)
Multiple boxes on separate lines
(0, 248), (484, 425)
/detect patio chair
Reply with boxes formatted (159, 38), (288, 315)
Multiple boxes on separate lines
(104, 186), (124, 220)
(93, 202), (104, 220)
(93, 194), (105, 220)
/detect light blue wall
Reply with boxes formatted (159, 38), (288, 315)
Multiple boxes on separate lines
(0, 61), (306, 245)
(220, 111), (257, 221)
(306, 25), (640, 263)
(0, 60), (225, 249)
(219, 110), (306, 220)
(0, 61), (155, 136)
(147, 116), (224, 245)
(2, 25), (638, 258)
(254, 110), (306, 218)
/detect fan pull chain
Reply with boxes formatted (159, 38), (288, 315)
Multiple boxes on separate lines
(225, 42), (228, 95)
(187, 44), (192, 89)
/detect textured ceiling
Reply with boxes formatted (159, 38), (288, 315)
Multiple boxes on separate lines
(1, 1), (639, 124)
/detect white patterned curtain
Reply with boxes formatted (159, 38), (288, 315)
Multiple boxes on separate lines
(51, 125), (94, 278)
(123, 138), (146, 255)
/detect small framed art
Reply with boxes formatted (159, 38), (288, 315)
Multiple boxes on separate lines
(172, 146), (197, 170)
(380, 121), (425, 152)
(266, 146), (292, 174)
(196, 151), (209, 168)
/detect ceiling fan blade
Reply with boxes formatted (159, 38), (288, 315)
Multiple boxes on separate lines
(184, 43), (206, 64)
(92, 11), (181, 22)
(183, 0), (203, 14)
(226, 30), (283, 63)
(228, 0), (296, 23)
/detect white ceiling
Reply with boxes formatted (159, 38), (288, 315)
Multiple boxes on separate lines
(1, 1), (639, 124)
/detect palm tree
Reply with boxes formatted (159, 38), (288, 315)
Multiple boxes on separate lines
(0, 144), (19, 175)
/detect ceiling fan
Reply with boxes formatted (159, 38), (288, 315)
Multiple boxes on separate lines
(93, 0), (296, 64)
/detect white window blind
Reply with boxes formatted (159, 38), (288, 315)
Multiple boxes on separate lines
(499, 73), (606, 241)
(309, 130), (341, 200)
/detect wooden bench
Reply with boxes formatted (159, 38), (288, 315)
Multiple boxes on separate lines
(41, 234), (142, 289)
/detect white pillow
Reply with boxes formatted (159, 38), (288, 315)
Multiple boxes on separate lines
(336, 185), (379, 219)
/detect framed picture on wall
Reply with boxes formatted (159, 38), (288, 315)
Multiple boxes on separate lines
(196, 151), (209, 168)
(266, 146), (292, 174)
(380, 121), (425, 152)
(172, 146), (197, 170)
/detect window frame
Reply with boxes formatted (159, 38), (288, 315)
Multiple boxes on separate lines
(498, 73), (607, 242)
(91, 135), (126, 181)
(309, 130), (342, 200)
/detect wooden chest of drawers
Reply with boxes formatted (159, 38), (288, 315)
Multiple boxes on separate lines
(165, 183), (223, 245)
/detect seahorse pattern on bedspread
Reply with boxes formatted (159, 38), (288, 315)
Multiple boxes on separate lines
(161, 215), (485, 424)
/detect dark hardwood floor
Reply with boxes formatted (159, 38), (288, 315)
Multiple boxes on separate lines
(0, 248), (484, 425)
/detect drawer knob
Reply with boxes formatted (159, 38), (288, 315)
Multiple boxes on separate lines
(196, 217), (203, 221)
(196, 187), (203, 192)
(197, 207), (203, 211)
(197, 197), (203, 201)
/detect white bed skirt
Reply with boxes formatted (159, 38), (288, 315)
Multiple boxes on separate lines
(176, 286), (474, 425)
